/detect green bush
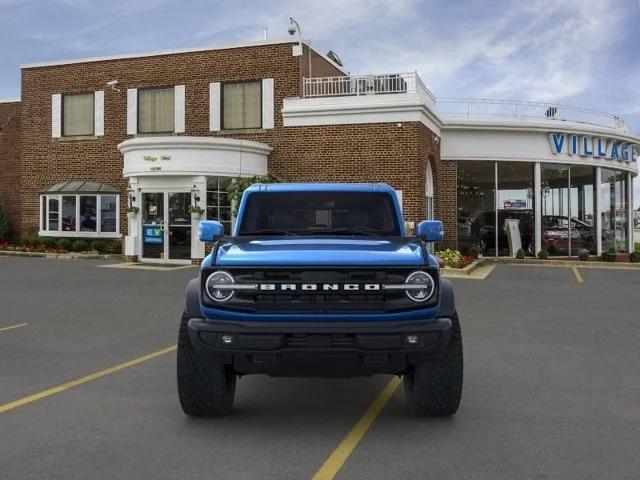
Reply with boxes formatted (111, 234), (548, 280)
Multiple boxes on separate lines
(22, 236), (39, 246)
(91, 240), (107, 253)
(110, 241), (122, 254)
(630, 252), (640, 263)
(577, 249), (590, 261)
(71, 239), (88, 252)
(603, 246), (617, 262)
(57, 238), (72, 251)
(39, 237), (58, 248)
(537, 249), (549, 260)
(515, 248), (525, 259)
(0, 194), (9, 241)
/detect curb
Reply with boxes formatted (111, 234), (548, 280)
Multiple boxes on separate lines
(441, 258), (485, 275)
(0, 250), (120, 260)
(485, 257), (640, 270)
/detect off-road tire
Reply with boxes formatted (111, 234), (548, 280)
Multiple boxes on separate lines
(403, 313), (463, 416)
(177, 312), (236, 416)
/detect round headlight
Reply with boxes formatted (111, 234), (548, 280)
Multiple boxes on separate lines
(205, 270), (235, 302)
(405, 271), (435, 302)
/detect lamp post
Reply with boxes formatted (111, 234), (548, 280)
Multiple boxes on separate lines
(288, 17), (312, 85)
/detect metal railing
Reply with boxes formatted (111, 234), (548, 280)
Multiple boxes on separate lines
(302, 72), (436, 103)
(301, 74), (628, 132)
(436, 98), (628, 132)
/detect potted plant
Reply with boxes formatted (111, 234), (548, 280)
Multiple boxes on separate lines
(188, 205), (205, 219)
(126, 206), (139, 219)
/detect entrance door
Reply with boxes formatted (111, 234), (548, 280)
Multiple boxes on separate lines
(141, 192), (192, 262)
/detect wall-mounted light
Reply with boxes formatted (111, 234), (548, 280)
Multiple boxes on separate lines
(127, 186), (136, 203)
(191, 184), (201, 203)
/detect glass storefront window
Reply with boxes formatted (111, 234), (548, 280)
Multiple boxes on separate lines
(206, 176), (233, 234)
(541, 164), (570, 255)
(48, 197), (59, 231)
(40, 194), (119, 236)
(601, 168), (629, 253)
(457, 161), (496, 256)
(100, 195), (117, 233)
(61, 196), (76, 232)
(79, 196), (97, 232)
(497, 162), (535, 256)
(569, 165), (596, 255)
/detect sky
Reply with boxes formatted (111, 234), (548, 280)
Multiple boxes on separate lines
(1, 0), (639, 203)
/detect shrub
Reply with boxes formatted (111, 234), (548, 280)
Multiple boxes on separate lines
(603, 246), (617, 262)
(110, 241), (122, 254)
(630, 252), (640, 263)
(91, 240), (107, 253)
(435, 249), (462, 268)
(57, 238), (72, 251)
(40, 237), (58, 248)
(22, 236), (39, 246)
(577, 249), (590, 261)
(467, 246), (480, 258)
(537, 249), (549, 260)
(0, 194), (9, 241)
(515, 248), (525, 259)
(71, 239), (88, 252)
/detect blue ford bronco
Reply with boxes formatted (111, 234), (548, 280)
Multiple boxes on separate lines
(178, 183), (462, 416)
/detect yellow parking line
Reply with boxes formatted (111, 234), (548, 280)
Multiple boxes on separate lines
(0, 322), (28, 333)
(572, 266), (584, 284)
(311, 376), (401, 480)
(0, 345), (176, 415)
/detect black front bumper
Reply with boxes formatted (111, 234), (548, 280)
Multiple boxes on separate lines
(188, 317), (452, 378)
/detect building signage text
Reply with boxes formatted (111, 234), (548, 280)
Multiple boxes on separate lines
(548, 133), (638, 163)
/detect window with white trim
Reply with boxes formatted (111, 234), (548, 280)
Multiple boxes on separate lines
(40, 193), (120, 237)
(138, 87), (175, 133)
(222, 81), (261, 130)
(206, 177), (233, 234)
(62, 93), (95, 136)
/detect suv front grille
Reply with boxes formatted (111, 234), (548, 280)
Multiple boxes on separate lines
(202, 267), (438, 314)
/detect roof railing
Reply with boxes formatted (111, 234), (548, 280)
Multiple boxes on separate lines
(301, 73), (627, 132)
(436, 98), (628, 132)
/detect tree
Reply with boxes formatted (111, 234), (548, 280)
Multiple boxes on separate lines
(0, 193), (9, 241)
(226, 172), (280, 216)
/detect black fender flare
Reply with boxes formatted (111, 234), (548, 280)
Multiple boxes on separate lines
(437, 277), (456, 318)
(185, 277), (202, 318)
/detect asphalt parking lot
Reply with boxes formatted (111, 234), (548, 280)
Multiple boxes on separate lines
(1, 257), (639, 480)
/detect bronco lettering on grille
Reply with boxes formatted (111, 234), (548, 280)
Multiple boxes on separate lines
(258, 283), (381, 292)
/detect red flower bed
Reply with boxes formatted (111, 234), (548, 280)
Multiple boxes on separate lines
(0, 241), (63, 254)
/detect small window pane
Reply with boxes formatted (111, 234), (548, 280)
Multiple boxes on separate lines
(62, 196), (76, 232)
(80, 196), (97, 232)
(138, 88), (175, 133)
(100, 195), (117, 233)
(48, 197), (59, 231)
(223, 81), (261, 129)
(63, 93), (94, 136)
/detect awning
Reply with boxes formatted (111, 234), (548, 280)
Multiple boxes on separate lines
(41, 180), (120, 194)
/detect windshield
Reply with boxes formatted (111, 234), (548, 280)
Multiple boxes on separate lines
(238, 191), (401, 236)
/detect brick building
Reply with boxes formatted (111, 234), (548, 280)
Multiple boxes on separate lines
(0, 38), (638, 262)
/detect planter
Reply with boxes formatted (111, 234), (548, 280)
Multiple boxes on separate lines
(127, 212), (137, 220)
(191, 213), (203, 220)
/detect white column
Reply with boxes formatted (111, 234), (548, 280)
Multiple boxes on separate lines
(191, 176), (207, 260)
(628, 171), (633, 253)
(595, 167), (602, 256)
(534, 162), (541, 255)
(124, 178), (139, 257)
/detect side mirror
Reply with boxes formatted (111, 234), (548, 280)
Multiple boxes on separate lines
(198, 220), (225, 242)
(416, 220), (444, 243)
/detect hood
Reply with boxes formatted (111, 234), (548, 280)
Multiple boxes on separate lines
(214, 237), (427, 267)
